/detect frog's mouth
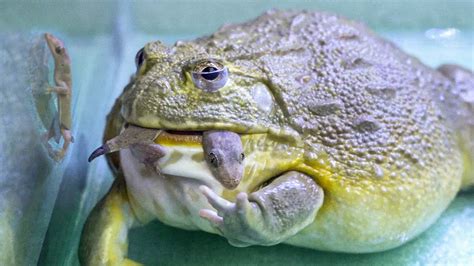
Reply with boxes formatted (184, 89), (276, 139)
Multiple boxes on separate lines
(88, 125), (246, 190)
(166, 130), (202, 135)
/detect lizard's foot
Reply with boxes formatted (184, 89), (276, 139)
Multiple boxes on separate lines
(43, 128), (72, 162)
(42, 130), (58, 160)
(130, 143), (166, 173)
(45, 86), (54, 94)
(52, 148), (66, 161)
(42, 141), (67, 162)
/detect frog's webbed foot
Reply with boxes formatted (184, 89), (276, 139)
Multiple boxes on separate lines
(199, 171), (324, 247)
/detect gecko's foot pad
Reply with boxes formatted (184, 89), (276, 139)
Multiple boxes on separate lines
(42, 128), (72, 162)
(53, 149), (67, 161)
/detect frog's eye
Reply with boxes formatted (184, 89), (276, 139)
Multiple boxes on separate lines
(135, 48), (145, 69)
(191, 60), (229, 92)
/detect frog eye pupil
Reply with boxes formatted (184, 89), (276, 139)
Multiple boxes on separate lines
(201, 66), (219, 80)
(135, 48), (145, 68)
(191, 60), (229, 92)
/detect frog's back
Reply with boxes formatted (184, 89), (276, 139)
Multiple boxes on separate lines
(198, 10), (465, 252)
(102, 10), (471, 252)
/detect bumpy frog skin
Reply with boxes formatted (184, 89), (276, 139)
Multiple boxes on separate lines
(79, 10), (473, 265)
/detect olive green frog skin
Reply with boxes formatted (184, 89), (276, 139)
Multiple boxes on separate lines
(79, 10), (473, 265)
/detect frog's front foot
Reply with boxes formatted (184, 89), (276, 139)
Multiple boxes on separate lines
(199, 171), (324, 247)
(199, 187), (258, 247)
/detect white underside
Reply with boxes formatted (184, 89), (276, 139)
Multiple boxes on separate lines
(120, 146), (223, 233)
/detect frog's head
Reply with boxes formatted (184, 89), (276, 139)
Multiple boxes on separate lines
(121, 40), (296, 139)
(94, 40), (304, 191)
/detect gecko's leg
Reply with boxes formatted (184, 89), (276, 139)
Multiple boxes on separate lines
(79, 177), (142, 266)
(200, 171), (324, 247)
(42, 123), (73, 161)
(46, 85), (69, 95)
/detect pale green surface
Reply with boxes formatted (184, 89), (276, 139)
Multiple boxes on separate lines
(128, 193), (474, 265)
(0, 34), (67, 266)
(0, 0), (472, 265)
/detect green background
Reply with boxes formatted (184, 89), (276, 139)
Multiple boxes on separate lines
(0, 0), (472, 265)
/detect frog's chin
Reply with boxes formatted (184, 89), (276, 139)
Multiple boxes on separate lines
(153, 131), (210, 180)
(153, 130), (246, 188)
(88, 125), (241, 187)
(153, 143), (217, 183)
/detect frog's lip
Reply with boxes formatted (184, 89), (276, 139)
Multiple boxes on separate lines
(155, 130), (204, 146)
(165, 130), (203, 135)
(126, 120), (302, 143)
(88, 122), (300, 163)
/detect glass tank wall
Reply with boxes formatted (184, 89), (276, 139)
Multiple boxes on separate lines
(0, 0), (472, 265)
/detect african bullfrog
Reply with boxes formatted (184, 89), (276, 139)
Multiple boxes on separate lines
(79, 10), (473, 265)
